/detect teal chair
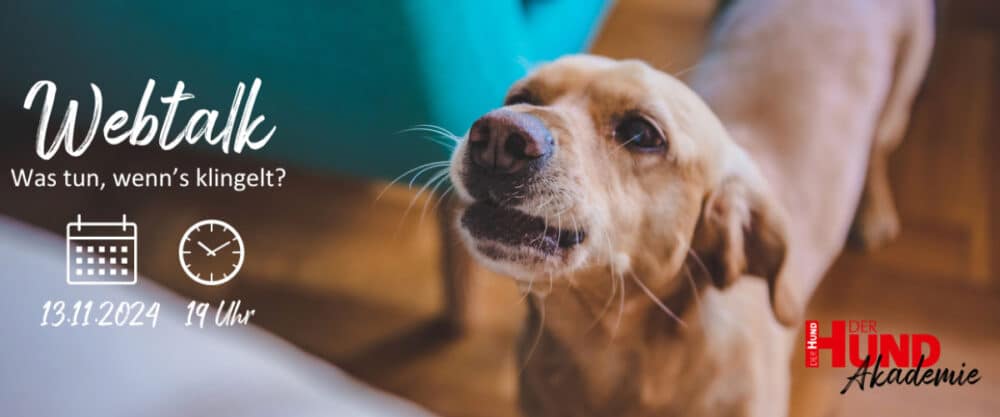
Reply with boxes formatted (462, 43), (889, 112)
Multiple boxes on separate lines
(2, 0), (611, 180)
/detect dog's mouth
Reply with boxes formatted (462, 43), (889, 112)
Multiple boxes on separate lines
(460, 200), (586, 260)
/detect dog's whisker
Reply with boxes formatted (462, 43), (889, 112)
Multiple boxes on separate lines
(518, 276), (534, 304)
(549, 188), (579, 217)
(418, 129), (461, 145)
(418, 174), (452, 226)
(419, 135), (457, 151)
(596, 230), (626, 340)
(395, 168), (450, 235)
(585, 232), (620, 333)
(408, 163), (450, 189)
(675, 232), (703, 310)
(431, 185), (454, 212)
(396, 124), (462, 143)
(408, 168), (450, 210)
(686, 242), (733, 326)
(628, 271), (688, 329)
(519, 292), (547, 374)
(686, 245), (712, 288)
(552, 202), (572, 218)
(393, 125), (460, 154)
(612, 133), (642, 154)
(683, 264), (703, 309)
(613, 237), (626, 338)
(659, 58), (680, 75)
(538, 217), (550, 251)
(412, 124), (462, 141)
(535, 195), (555, 212)
(554, 211), (565, 248)
(672, 62), (701, 78)
(374, 160), (449, 204)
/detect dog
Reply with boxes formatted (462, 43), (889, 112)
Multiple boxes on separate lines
(442, 0), (933, 415)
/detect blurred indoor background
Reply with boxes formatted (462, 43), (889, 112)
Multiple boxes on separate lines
(1, 0), (997, 416)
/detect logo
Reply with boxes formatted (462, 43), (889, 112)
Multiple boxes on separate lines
(804, 320), (981, 394)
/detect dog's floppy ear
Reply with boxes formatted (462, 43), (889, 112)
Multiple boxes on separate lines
(691, 176), (798, 325)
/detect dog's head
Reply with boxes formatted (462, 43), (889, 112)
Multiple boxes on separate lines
(450, 55), (796, 324)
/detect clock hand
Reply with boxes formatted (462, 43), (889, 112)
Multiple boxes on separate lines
(197, 241), (217, 256)
(210, 240), (233, 254)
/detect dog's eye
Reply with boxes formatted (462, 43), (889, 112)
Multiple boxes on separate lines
(505, 91), (540, 106)
(614, 115), (665, 153)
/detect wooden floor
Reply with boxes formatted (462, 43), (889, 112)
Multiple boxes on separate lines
(1, 0), (998, 416)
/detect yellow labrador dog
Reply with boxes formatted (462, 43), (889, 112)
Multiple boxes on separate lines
(444, 0), (933, 415)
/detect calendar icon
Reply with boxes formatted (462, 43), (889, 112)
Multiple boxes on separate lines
(66, 214), (138, 285)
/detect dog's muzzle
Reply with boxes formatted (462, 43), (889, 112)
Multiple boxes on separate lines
(457, 109), (586, 261)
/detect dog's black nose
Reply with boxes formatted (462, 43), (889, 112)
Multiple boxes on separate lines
(467, 109), (553, 175)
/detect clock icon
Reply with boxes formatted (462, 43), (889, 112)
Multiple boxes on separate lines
(178, 219), (245, 286)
